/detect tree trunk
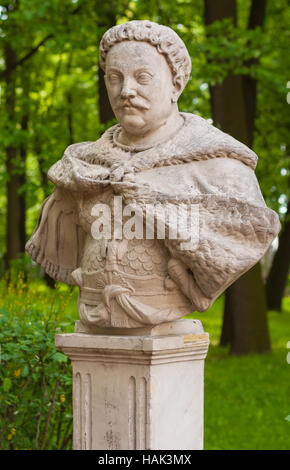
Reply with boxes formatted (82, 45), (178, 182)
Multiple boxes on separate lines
(19, 67), (30, 254)
(204, 0), (237, 22)
(209, 72), (249, 144)
(205, 0), (271, 354)
(221, 263), (271, 354)
(66, 51), (74, 145)
(266, 199), (290, 311)
(4, 43), (25, 267)
(96, 6), (115, 125)
(242, 0), (267, 148)
(98, 66), (115, 124)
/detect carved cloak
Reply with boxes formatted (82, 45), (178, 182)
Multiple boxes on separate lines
(26, 113), (280, 311)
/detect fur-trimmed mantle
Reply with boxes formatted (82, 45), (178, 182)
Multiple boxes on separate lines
(47, 112), (258, 191)
(26, 112), (280, 324)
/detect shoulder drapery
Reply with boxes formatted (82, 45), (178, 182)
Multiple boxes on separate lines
(25, 189), (86, 285)
(26, 113), (280, 304)
(113, 158), (281, 311)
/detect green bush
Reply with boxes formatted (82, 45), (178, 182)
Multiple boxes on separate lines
(0, 271), (77, 450)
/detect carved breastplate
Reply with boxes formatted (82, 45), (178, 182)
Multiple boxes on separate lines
(71, 187), (192, 328)
(81, 237), (169, 276)
(78, 187), (169, 276)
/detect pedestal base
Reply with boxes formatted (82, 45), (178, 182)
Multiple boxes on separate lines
(55, 319), (209, 450)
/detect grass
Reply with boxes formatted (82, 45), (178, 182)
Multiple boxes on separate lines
(187, 296), (290, 450)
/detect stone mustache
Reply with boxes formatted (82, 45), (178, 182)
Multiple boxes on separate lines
(26, 20), (280, 329)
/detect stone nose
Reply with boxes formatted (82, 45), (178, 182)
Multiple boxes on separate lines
(120, 78), (137, 99)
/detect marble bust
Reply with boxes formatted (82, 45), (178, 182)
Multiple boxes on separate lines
(26, 20), (280, 329)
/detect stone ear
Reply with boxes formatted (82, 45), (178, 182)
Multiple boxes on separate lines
(171, 74), (184, 103)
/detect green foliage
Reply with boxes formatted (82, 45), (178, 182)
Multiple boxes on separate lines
(0, 271), (78, 450)
(253, 1), (290, 215)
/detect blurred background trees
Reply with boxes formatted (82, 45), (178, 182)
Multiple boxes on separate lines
(0, 0), (289, 355)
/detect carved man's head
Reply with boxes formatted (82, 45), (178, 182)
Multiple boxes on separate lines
(99, 21), (192, 137)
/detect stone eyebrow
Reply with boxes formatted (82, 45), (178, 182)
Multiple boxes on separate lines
(106, 67), (123, 73)
(134, 67), (155, 75)
(107, 66), (155, 74)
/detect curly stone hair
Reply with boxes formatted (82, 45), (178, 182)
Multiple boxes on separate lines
(99, 20), (192, 88)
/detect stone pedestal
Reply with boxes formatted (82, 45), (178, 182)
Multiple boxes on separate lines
(55, 319), (209, 450)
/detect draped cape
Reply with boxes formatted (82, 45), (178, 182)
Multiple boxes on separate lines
(26, 113), (280, 310)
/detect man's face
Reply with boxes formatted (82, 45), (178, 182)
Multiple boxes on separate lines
(105, 41), (177, 136)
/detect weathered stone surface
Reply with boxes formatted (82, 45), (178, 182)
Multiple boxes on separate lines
(55, 320), (209, 450)
(74, 318), (204, 336)
(26, 20), (280, 329)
